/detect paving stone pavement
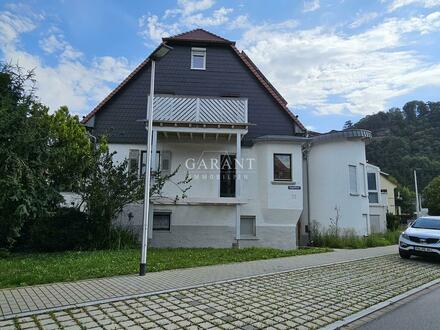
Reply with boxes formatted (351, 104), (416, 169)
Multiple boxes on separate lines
(0, 246), (396, 319)
(1, 254), (440, 329)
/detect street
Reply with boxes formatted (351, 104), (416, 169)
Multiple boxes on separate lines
(357, 284), (440, 330)
(1, 254), (440, 329)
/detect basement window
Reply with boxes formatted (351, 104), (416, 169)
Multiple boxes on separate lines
(191, 48), (206, 70)
(240, 216), (256, 237)
(153, 212), (171, 231)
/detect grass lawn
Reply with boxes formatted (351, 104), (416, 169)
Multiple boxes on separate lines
(0, 247), (331, 289)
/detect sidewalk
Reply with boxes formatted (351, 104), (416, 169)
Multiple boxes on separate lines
(0, 245), (397, 320)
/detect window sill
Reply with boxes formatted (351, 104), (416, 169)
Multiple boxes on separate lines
(190, 67), (206, 71)
(350, 193), (360, 196)
(271, 181), (296, 185)
(238, 236), (259, 240)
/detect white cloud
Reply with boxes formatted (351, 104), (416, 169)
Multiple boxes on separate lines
(138, 0), (239, 45)
(303, 0), (320, 12)
(39, 34), (83, 60)
(350, 12), (379, 28)
(138, 15), (180, 44)
(182, 7), (233, 26)
(229, 15), (251, 29)
(177, 0), (215, 16)
(0, 10), (132, 117)
(239, 12), (440, 116)
(0, 10), (36, 44)
(388, 0), (440, 11)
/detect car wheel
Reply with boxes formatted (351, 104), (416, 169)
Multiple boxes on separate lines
(399, 249), (411, 259)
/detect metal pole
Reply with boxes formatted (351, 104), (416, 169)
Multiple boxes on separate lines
(235, 133), (241, 242)
(414, 169), (420, 218)
(140, 60), (156, 276)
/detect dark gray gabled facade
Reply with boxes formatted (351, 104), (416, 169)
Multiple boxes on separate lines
(83, 29), (305, 144)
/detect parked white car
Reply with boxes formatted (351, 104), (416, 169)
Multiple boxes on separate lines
(399, 216), (440, 259)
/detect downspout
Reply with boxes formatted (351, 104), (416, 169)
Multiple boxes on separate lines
(304, 130), (312, 246)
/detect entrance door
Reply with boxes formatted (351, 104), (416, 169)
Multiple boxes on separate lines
(220, 155), (236, 197)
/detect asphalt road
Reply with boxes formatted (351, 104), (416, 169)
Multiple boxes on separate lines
(358, 285), (440, 330)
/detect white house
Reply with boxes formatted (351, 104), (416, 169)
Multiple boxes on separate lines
(82, 29), (385, 249)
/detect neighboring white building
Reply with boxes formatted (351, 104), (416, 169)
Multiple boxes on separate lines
(82, 29), (387, 249)
(366, 164), (388, 234)
(303, 130), (372, 239)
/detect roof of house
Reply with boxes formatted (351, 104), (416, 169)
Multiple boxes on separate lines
(82, 29), (305, 131)
(312, 129), (372, 144)
(162, 28), (234, 45)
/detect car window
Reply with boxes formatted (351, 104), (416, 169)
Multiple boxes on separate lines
(411, 218), (440, 230)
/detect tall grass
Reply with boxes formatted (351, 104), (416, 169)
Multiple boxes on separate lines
(311, 227), (401, 249)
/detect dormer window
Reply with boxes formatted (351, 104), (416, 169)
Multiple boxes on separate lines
(191, 47), (206, 70)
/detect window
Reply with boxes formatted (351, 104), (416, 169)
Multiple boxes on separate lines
(367, 172), (377, 190)
(240, 216), (256, 237)
(161, 151), (171, 175)
(140, 151), (162, 176)
(360, 163), (366, 196)
(367, 172), (379, 203)
(273, 154), (292, 181)
(153, 212), (171, 231)
(128, 149), (140, 175)
(191, 48), (206, 70)
(220, 155), (236, 197)
(349, 165), (358, 194)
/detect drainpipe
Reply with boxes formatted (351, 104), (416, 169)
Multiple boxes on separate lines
(303, 130), (312, 246)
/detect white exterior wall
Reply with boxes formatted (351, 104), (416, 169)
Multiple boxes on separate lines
(110, 139), (303, 249)
(308, 139), (370, 235)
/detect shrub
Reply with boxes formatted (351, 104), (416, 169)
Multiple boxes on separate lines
(108, 227), (138, 250)
(386, 212), (400, 230)
(23, 208), (91, 252)
(310, 221), (401, 249)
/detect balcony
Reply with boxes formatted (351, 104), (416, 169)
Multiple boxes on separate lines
(149, 95), (248, 133)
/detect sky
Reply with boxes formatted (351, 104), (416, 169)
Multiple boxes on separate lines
(1, 0), (440, 132)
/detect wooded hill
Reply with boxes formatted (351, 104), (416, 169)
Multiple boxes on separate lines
(351, 101), (440, 191)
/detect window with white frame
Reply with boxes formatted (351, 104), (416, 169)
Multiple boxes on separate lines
(240, 216), (256, 237)
(367, 172), (379, 203)
(349, 165), (358, 194)
(191, 48), (206, 70)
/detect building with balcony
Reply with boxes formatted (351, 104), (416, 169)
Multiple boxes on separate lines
(82, 29), (382, 249)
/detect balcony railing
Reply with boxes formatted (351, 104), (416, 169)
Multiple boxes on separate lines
(150, 94), (248, 125)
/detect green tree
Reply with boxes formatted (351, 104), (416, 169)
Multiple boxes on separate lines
(424, 176), (440, 215)
(343, 120), (353, 130)
(47, 106), (92, 191)
(396, 186), (415, 215)
(354, 100), (440, 190)
(0, 65), (61, 250)
(78, 141), (191, 249)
